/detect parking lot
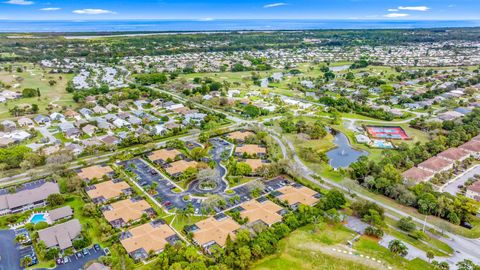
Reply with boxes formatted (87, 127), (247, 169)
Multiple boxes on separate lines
(119, 158), (203, 213)
(120, 154), (291, 215)
(443, 164), (480, 196)
(55, 245), (106, 270)
(0, 230), (22, 270)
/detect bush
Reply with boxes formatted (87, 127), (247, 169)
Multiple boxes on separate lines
(397, 217), (416, 232)
(34, 221), (49, 230)
(364, 226), (384, 238)
(44, 248), (59, 260)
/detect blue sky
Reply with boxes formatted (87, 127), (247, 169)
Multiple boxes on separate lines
(0, 0), (478, 20)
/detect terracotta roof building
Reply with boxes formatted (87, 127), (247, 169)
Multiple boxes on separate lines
(188, 214), (240, 249)
(147, 149), (181, 164)
(466, 181), (480, 202)
(402, 167), (435, 183)
(235, 144), (267, 156)
(165, 160), (198, 177)
(437, 148), (470, 162)
(103, 199), (153, 227)
(238, 198), (283, 227)
(227, 131), (255, 142)
(77, 165), (114, 181)
(274, 184), (320, 208)
(418, 156), (454, 173)
(86, 180), (131, 204)
(120, 220), (179, 260)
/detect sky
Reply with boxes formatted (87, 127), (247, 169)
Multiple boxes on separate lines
(0, 0), (479, 21)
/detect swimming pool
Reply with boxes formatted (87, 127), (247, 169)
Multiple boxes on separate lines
(29, 214), (47, 224)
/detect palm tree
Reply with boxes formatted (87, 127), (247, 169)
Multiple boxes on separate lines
(20, 256), (32, 268)
(388, 240), (408, 257)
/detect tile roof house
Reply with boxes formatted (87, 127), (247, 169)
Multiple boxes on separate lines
(227, 130), (255, 142)
(466, 181), (480, 202)
(165, 160), (198, 177)
(402, 167), (435, 183)
(86, 180), (131, 204)
(120, 220), (179, 260)
(459, 141), (480, 158)
(235, 144), (267, 157)
(38, 219), (82, 250)
(274, 184), (320, 209)
(188, 215), (240, 250)
(437, 148), (470, 162)
(101, 135), (120, 145)
(147, 148), (181, 164)
(77, 165), (114, 181)
(102, 199), (153, 227)
(17, 117), (34, 128)
(244, 159), (268, 172)
(0, 181), (60, 215)
(82, 124), (97, 136)
(237, 198), (283, 227)
(417, 156), (454, 173)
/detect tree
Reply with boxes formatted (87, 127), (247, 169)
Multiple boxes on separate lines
(456, 260), (480, 270)
(20, 256), (32, 268)
(46, 193), (64, 206)
(364, 226), (384, 238)
(197, 168), (219, 189)
(426, 250), (435, 263)
(397, 217), (416, 232)
(235, 162), (252, 176)
(362, 209), (384, 227)
(190, 147), (209, 161)
(322, 189), (346, 210)
(388, 240), (408, 257)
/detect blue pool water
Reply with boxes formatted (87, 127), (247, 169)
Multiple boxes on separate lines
(30, 214), (46, 224)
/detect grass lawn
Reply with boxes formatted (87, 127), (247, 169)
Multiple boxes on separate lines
(0, 65), (76, 119)
(252, 223), (427, 270)
(354, 237), (432, 270)
(166, 214), (207, 234)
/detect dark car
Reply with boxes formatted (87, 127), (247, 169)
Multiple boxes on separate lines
(94, 244), (101, 251)
(163, 201), (172, 206)
(461, 222), (473, 229)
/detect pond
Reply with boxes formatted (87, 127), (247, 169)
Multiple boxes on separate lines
(327, 130), (368, 168)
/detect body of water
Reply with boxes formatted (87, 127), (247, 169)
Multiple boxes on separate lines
(0, 19), (479, 33)
(327, 130), (368, 169)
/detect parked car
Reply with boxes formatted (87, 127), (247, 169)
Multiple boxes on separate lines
(104, 248), (111, 256)
(94, 244), (101, 251)
(75, 252), (83, 259)
(56, 258), (64, 265)
(82, 248), (90, 256)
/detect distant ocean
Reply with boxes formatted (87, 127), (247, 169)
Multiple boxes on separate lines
(0, 19), (479, 33)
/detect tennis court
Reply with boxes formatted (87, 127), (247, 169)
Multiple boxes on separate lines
(366, 126), (409, 140)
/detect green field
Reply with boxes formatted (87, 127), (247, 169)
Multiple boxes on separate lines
(0, 64), (75, 119)
(253, 223), (432, 270)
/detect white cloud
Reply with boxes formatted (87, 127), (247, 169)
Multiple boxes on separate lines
(40, 7), (61, 11)
(384, 13), (410, 18)
(387, 8), (398, 12)
(4, 0), (34, 5)
(198, 17), (214, 21)
(73, 9), (116, 15)
(263, 2), (287, 8)
(398, 6), (430, 11)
